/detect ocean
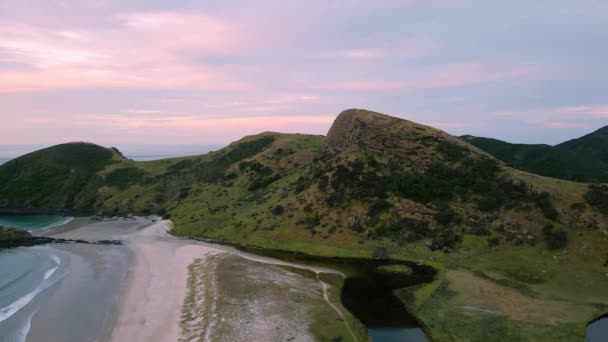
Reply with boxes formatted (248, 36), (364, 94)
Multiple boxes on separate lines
(0, 144), (224, 165)
(0, 215), (72, 342)
(0, 215), (132, 342)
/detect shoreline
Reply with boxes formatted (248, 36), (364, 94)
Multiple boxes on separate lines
(109, 220), (224, 341)
(3, 215), (429, 341)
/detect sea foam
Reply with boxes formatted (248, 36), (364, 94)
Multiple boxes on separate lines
(0, 254), (64, 323)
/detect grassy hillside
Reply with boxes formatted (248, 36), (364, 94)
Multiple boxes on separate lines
(557, 126), (608, 164)
(0, 143), (124, 209)
(0, 109), (607, 340)
(462, 127), (608, 183)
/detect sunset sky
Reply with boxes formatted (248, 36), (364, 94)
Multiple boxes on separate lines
(1, 0), (607, 145)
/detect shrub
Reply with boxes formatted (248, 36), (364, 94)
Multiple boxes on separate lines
(537, 192), (559, 220)
(318, 175), (329, 191)
(368, 198), (391, 217)
(542, 224), (568, 249)
(179, 187), (190, 199)
(584, 184), (608, 214)
(430, 227), (462, 251)
(270, 205), (284, 215)
(105, 167), (145, 189)
(437, 141), (468, 162)
(248, 174), (281, 191)
(435, 207), (455, 225)
(477, 192), (506, 211)
(198, 136), (274, 182)
(376, 218), (429, 243)
(372, 246), (390, 260)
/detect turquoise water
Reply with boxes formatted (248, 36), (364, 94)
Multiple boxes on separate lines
(587, 317), (608, 341)
(0, 215), (73, 232)
(0, 247), (66, 342)
(0, 215), (73, 341)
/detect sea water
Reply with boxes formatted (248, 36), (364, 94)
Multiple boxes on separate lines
(0, 215), (72, 342)
(0, 247), (67, 342)
(0, 215), (73, 233)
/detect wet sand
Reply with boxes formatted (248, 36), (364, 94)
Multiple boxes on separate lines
(110, 221), (223, 342)
(26, 243), (130, 342)
(21, 216), (361, 342)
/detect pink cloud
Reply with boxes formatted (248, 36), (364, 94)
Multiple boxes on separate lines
(494, 104), (608, 121)
(543, 121), (594, 129)
(315, 81), (404, 91)
(332, 37), (434, 61)
(0, 12), (251, 92)
(313, 61), (543, 91)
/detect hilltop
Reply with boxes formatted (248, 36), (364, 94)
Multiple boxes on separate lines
(0, 143), (125, 210)
(0, 109), (607, 340)
(463, 125), (608, 182)
(557, 125), (608, 164)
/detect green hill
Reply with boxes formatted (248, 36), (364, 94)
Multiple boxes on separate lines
(1, 109), (607, 341)
(557, 126), (608, 164)
(462, 127), (608, 182)
(0, 143), (125, 209)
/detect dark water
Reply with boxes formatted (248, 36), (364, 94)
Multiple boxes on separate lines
(235, 246), (435, 341)
(587, 317), (608, 341)
(369, 328), (428, 342)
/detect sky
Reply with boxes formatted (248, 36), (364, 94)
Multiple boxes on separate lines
(0, 0), (607, 145)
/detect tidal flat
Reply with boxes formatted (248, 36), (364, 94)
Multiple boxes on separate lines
(1, 216), (375, 342)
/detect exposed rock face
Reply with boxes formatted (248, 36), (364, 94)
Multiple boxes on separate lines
(326, 108), (484, 171)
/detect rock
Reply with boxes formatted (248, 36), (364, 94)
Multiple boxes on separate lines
(0, 226), (122, 249)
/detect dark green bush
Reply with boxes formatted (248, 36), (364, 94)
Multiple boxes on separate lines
(248, 174), (281, 191)
(270, 205), (284, 215)
(542, 224), (568, 249)
(430, 227), (462, 251)
(368, 198), (391, 217)
(584, 184), (608, 214)
(437, 141), (468, 162)
(372, 246), (390, 260)
(537, 192), (559, 220)
(435, 207), (455, 225)
(198, 136), (274, 182)
(105, 167), (146, 189)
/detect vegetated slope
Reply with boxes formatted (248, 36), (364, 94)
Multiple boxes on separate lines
(462, 126), (608, 183)
(557, 125), (608, 164)
(0, 109), (607, 341)
(0, 143), (124, 209)
(171, 109), (604, 253)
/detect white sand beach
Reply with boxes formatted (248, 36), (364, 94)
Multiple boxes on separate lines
(16, 217), (359, 342)
(110, 221), (223, 342)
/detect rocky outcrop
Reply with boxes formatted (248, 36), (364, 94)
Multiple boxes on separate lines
(0, 226), (121, 249)
(326, 108), (485, 171)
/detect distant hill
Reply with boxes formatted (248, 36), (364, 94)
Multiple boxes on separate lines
(557, 126), (608, 164)
(0, 143), (125, 209)
(0, 109), (607, 341)
(462, 126), (608, 182)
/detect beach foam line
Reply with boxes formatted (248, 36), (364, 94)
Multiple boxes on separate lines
(13, 309), (37, 342)
(0, 254), (64, 323)
(43, 255), (60, 280)
(34, 217), (74, 233)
